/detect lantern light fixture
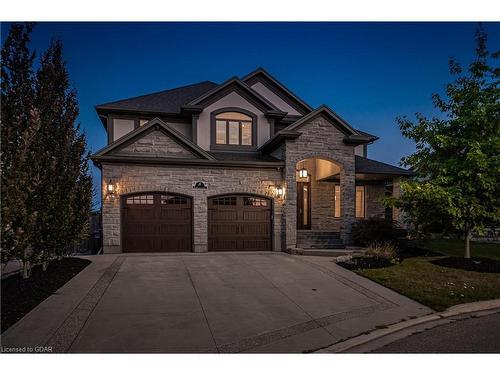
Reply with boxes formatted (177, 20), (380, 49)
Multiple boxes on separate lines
(276, 185), (285, 198)
(107, 180), (116, 195)
(299, 168), (308, 178)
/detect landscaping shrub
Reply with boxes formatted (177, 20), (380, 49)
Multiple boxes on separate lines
(352, 218), (406, 246)
(338, 242), (400, 271)
(366, 242), (399, 263)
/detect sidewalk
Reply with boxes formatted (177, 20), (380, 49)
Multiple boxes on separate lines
(315, 299), (500, 353)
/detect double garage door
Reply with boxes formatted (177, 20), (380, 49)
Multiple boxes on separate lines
(121, 193), (272, 253)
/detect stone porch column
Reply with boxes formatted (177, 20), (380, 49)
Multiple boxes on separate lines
(340, 163), (356, 245)
(193, 191), (208, 253)
(284, 157), (297, 250)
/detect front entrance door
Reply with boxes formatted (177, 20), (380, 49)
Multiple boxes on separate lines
(297, 182), (311, 229)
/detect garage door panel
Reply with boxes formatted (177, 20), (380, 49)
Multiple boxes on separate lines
(122, 193), (192, 253)
(209, 239), (239, 252)
(240, 223), (270, 236)
(209, 223), (239, 236)
(209, 210), (238, 221)
(241, 239), (270, 251)
(242, 210), (270, 221)
(159, 209), (191, 220)
(208, 195), (272, 252)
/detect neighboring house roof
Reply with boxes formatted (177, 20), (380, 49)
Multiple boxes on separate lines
(241, 67), (313, 114)
(355, 155), (414, 176)
(92, 118), (216, 161)
(95, 81), (218, 114)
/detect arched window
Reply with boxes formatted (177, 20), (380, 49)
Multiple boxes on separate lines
(211, 110), (256, 149)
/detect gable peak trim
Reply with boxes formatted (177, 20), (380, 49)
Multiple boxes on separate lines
(92, 117), (216, 160)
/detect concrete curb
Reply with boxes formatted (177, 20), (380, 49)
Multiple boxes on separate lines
(315, 299), (500, 353)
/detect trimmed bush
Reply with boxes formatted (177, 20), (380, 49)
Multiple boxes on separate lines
(365, 242), (399, 263)
(352, 218), (406, 246)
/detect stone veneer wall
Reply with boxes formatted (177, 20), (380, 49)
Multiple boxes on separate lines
(101, 163), (284, 253)
(365, 183), (386, 219)
(115, 130), (197, 158)
(284, 114), (356, 247)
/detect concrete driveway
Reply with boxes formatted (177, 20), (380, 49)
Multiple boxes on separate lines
(1, 253), (431, 353)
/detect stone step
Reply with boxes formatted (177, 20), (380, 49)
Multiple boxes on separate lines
(298, 240), (344, 247)
(297, 231), (341, 238)
(298, 249), (351, 257)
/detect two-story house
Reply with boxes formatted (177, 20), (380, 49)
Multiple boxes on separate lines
(91, 68), (413, 254)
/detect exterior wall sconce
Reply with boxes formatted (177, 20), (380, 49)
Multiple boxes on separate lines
(106, 179), (117, 199)
(276, 185), (285, 198)
(299, 168), (308, 179)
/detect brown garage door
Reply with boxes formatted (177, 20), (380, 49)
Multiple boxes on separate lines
(121, 193), (192, 252)
(208, 195), (272, 251)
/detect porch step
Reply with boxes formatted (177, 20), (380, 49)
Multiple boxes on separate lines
(297, 231), (344, 249)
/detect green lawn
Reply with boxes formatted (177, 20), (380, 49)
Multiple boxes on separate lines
(417, 239), (500, 261)
(354, 239), (500, 311)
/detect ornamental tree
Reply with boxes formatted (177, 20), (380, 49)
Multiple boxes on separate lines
(394, 25), (499, 258)
(0, 23), (41, 277)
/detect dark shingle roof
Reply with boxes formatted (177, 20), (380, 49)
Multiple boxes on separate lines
(95, 81), (218, 113)
(208, 151), (281, 163)
(355, 155), (414, 176)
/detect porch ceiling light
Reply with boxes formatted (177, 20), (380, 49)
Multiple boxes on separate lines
(299, 168), (308, 178)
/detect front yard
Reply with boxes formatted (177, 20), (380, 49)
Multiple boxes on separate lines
(344, 240), (500, 311)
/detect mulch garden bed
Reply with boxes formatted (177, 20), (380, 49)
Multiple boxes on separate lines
(431, 256), (500, 273)
(396, 240), (442, 259)
(337, 256), (396, 270)
(1, 257), (91, 333)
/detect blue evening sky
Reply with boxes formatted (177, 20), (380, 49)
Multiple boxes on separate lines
(2, 22), (499, 207)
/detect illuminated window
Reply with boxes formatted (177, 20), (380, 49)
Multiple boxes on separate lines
(213, 111), (253, 147)
(161, 195), (187, 205)
(355, 186), (365, 218)
(126, 195), (154, 205)
(334, 185), (341, 218)
(244, 197), (268, 207)
(139, 119), (149, 126)
(212, 197), (236, 206)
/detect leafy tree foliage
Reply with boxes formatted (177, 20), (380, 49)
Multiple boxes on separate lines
(1, 24), (93, 276)
(393, 26), (499, 258)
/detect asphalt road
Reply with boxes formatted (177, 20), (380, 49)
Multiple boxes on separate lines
(373, 312), (500, 353)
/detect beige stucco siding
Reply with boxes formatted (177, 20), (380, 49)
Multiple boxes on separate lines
(196, 91), (271, 150)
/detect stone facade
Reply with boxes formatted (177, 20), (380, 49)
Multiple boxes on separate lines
(365, 183), (387, 219)
(283, 114), (356, 248)
(100, 113), (400, 254)
(101, 163), (284, 253)
(115, 130), (198, 158)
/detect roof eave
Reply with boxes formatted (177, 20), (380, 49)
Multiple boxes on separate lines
(240, 68), (313, 113)
(344, 134), (378, 145)
(258, 130), (301, 153)
(91, 155), (285, 169)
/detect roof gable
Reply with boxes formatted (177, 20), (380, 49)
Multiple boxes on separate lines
(285, 105), (359, 136)
(241, 68), (312, 115)
(92, 118), (215, 160)
(186, 78), (285, 116)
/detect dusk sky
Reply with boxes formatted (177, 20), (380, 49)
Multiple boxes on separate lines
(2, 22), (499, 207)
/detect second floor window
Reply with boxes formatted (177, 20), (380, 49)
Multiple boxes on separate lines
(214, 111), (253, 146)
